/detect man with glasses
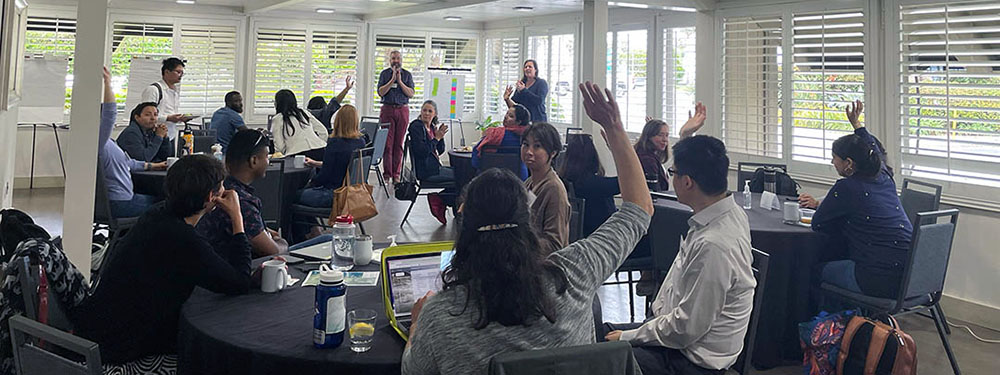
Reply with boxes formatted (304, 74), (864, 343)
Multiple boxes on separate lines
(141, 57), (197, 145)
(197, 129), (287, 258)
(603, 134), (756, 375)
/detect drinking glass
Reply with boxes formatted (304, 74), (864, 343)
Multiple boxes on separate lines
(348, 309), (377, 352)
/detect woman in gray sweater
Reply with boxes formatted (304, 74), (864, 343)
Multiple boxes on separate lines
(401, 82), (654, 375)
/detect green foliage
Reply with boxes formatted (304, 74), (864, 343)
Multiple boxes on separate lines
(476, 115), (501, 131)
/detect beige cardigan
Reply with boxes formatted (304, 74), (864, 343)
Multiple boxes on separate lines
(525, 167), (571, 255)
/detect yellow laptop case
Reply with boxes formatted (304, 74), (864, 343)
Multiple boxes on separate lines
(380, 241), (454, 341)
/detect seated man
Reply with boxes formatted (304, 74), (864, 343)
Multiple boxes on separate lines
(307, 76), (354, 132)
(198, 128), (288, 258)
(211, 90), (246, 151)
(604, 135), (756, 375)
(117, 102), (173, 162)
(72, 153), (252, 365)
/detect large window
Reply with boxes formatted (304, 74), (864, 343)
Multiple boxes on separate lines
(253, 28), (306, 115)
(663, 27), (696, 137)
(110, 21), (174, 113)
(527, 32), (576, 125)
(900, 1), (1000, 188)
(430, 37), (478, 114)
(371, 34), (426, 113)
(483, 33), (521, 119)
(721, 16), (784, 158)
(608, 28), (648, 132)
(791, 10), (865, 164)
(178, 24), (237, 116)
(312, 30), (358, 105)
(24, 16), (75, 115)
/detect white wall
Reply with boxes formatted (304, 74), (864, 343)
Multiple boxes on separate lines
(0, 104), (19, 207)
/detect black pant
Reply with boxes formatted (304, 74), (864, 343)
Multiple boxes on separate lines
(601, 323), (725, 375)
(292, 147), (326, 162)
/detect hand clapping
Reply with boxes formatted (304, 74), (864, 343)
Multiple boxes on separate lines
(515, 80), (526, 91)
(435, 124), (449, 140)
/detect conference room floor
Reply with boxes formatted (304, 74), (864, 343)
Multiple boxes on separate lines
(14, 186), (998, 375)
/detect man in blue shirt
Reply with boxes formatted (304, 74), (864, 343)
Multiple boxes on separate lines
(377, 50), (415, 183)
(211, 91), (246, 151)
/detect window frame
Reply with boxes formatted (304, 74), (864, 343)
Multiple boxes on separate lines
(525, 23), (581, 131)
(481, 29), (522, 121)
(607, 21), (654, 134)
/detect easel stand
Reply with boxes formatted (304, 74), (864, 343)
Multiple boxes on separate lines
(18, 123), (68, 189)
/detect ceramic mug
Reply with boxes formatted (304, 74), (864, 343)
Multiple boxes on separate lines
(294, 155), (306, 169)
(783, 201), (801, 224)
(166, 157), (179, 169)
(261, 259), (288, 293)
(354, 235), (373, 265)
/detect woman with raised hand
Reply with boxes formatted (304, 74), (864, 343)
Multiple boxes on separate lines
(400, 82), (652, 375)
(801, 100), (913, 299)
(635, 104), (706, 192)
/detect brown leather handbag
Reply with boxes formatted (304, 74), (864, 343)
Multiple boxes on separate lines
(330, 150), (378, 224)
(837, 315), (917, 375)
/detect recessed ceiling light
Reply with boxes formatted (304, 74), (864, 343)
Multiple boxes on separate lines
(176, 0), (196, 4)
(444, 16), (462, 21)
(513, 6), (534, 12)
(316, 8), (335, 14)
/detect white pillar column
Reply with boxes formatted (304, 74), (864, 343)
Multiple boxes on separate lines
(694, 10), (718, 137)
(64, 0), (110, 280)
(581, 0), (613, 173)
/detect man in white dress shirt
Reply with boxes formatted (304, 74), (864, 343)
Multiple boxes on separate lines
(140, 57), (196, 143)
(604, 135), (756, 375)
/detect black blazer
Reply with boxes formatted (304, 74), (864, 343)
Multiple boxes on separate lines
(407, 119), (445, 180)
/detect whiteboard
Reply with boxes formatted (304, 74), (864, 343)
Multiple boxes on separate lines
(18, 57), (68, 124)
(425, 73), (465, 121)
(123, 57), (165, 118)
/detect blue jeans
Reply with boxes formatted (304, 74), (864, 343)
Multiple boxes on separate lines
(820, 260), (864, 293)
(288, 234), (332, 251)
(109, 193), (158, 218)
(293, 187), (335, 242)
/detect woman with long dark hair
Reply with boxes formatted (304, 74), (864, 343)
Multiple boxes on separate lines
(558, 133), (618, 237)
(504, 59), (549, 123)
(407, 100), (456, 224)
(271, 89), (329, 160)
(801, 100), (912, 299)
(634, 103), (706, 192)
(401, 82), (653, 375)
(471, 103), (531, 180)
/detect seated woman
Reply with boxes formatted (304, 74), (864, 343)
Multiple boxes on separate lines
(117, 102), (173, 163)
(471, 103), (530, 180)
(401, 81), (653, 375)
(521, 122), (570, 255)
(95, 68), (166, 219)
(558, 133), (618, 237)
(800, 100), (912, 299)
(294, 105), (367, 239)
(72, 152), (251, 365)
(634, 105), (707, 193)
(307, 76), (354, 132)
(407, 100), (456, 224)
(271, 89), (329, 160)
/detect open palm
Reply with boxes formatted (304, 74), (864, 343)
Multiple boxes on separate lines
(579, 81), (623, 132)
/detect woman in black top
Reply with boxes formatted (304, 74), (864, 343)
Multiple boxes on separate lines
(634, 103), (707, 192)
(558, 133), (619, 237)
(407, 100), (455, 224)
(71, 155), (251, 365)
(505, 59), (549, 123)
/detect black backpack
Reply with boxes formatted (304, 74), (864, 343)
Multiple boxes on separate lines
(0, 209), (51, 264)
(748, 167), (800, 196)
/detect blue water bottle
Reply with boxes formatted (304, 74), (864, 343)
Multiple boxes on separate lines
(314, 265), (347, 348)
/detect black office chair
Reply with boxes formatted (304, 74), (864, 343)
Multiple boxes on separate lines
(478, 146), (522, 177)
(251, 158), (286, 229)
(290, 148), (374, 241)
(820, 209), (962, 375)
(568, 197), (586, 244)
(488, 341), (639, 375)
(901, 178), (942, 226)
(400, 136), (456, 227)
(736, 162), (788, 193)
(92, 167), (138, 274)
(732, 248), (770, 374)
(359, 116), (382, 146)
(18, 256), (74, 332)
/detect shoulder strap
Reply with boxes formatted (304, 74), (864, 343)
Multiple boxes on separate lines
(341, 149), (365, 188)
(151, 82), (163, 106)
(37, 266), (50, 325)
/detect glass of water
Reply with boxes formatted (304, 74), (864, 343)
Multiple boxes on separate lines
(348, 309), (377, 352)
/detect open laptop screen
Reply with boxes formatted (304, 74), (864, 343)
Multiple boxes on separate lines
(385, 251), (453, 318)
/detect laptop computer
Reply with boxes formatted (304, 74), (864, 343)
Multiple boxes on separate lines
(289, 241), (331, 261)
(384, 251), (453, 336)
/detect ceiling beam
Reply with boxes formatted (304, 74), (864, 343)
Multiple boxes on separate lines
(622, 0), (717, 11)
(364, 0), (497, 21)
(244, 0), (309, 13)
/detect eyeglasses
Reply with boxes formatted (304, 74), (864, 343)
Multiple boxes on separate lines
(666, 167), (678, 177)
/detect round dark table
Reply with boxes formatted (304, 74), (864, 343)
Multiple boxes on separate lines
(649, 193), (835, 369)
(448, 150), (475, 196)
(178, 253), (404, 375)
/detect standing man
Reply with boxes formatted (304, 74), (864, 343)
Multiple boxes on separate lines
(377, 50), (415, 183)
(211, 91), (246, 151)
(141, 57), (197, 145)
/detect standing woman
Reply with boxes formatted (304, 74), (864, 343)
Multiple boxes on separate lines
(271, 89), (329, 161)
(522, 122), (569, 255)
(505, 60), (549, 123)
(408, 100), (456, 224)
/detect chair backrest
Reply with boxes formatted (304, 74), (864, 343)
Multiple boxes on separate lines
(8, 315), (102, 375)
(17, 257), (73, 332)
(201, 117), (212, 130)
(479, 146), (522, 177)
(736, 162), (788, 192)
(737, 248), (771, 375)
(488, 341), (638, 375)
(568, 197), (586, 243)
(348, 147), (375, 185)
(251, 158), (286, 228)
(93, 167), (115, 223)
(193, 135), (216, 154)
(896, 209), (959, 309)
(360, 117), (381, 143)
(900, 178), (943, 226)
(371, 127), (390, 166)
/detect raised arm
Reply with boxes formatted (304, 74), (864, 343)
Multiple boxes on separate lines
(100, 67), (116, 145)
(334, 76), (353, 104)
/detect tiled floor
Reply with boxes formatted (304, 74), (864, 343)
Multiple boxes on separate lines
(13, 185), (999, 374)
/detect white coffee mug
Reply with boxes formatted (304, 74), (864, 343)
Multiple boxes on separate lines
(261, 259), (288, 293)
(783, 201), (801, 223)
(354, 235), (373, 265)
(294, 155), (306, 169)
(166, 157), (179, 169)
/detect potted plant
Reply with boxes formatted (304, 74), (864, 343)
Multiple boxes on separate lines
(475, 115), (502, 136)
